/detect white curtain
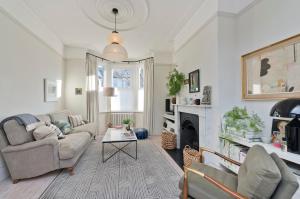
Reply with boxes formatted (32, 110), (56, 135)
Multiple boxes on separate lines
(86, 54), (99, 135)
(143, 58), (154, 134)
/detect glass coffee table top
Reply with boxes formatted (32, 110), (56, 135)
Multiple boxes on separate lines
(102, 128), (137, 143)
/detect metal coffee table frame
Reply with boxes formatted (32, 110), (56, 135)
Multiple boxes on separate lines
(102, 139), (137, 163)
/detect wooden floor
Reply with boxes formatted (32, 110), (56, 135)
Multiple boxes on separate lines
(0, 135), (182, 199)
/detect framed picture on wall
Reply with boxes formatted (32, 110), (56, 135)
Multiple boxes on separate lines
(189, 69), (200, 93)
(242, 34), (300, 100)
(44, 79), (58, 102)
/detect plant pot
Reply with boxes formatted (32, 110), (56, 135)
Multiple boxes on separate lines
(171, 97), (176, 104)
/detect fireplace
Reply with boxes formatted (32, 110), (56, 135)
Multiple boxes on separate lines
(180, 112), (199, 150)
(164, 112), (199, 168)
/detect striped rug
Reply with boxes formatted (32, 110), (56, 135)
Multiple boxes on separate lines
(39, 139), (181, 199)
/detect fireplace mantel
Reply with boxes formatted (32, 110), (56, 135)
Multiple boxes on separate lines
(174, 104), (212, 148)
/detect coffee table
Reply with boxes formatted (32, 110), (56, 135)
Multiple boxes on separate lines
(102, 128), (137, 163)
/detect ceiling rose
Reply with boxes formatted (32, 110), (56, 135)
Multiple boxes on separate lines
(78, 0), (149, 31)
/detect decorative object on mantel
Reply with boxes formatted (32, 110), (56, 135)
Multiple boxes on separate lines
(167, 69), (185, 104)
(270, 98), (300, 154)
(183, 145), (201, 167)
(222, 106), (264, 142)
(188, 69), (200, 93)
(242, 33), (300, 100)
(201, 85), (212, 105)
(194, 99), (201, 105)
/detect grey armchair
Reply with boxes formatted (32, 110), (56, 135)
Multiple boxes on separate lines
(179, 145), (299, 199)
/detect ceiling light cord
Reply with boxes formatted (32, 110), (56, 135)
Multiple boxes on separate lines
(112, 8), (118, 33)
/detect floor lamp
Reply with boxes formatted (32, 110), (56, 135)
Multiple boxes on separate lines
(103, 87), (115, 128)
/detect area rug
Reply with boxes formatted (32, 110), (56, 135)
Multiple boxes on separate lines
(39, 139), (181, 199)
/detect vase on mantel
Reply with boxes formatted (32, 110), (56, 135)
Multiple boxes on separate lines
(171, 97), (176, 104)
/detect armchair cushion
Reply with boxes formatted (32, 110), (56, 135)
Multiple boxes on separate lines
(238, 145), (281, 198)
(270, 153), (299, 199)
(3, 120), (33, 145)
(179, 161), (238, 199)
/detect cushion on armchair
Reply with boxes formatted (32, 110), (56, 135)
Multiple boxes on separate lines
(270, 153), (299, 199)
(237, 145), (281, 198)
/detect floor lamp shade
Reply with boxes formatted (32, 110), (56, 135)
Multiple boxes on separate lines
(103, 87), (115, 97)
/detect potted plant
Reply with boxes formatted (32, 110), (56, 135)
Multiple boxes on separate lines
(167, 69), (185, 104)
(223, 106), (264, 139)
(122, 118), (133, 131)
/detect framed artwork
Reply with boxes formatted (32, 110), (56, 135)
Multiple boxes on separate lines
(44, 79), (58, 102)
(242, 34), (300, 100)
(75, 88), (82, 95)
(189, 69), (200, 93)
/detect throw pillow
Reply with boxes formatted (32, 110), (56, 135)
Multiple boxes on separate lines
(69, 115), (85, 128)
(237, 145), (282, 198)
(46, 123), (65, 139)
(33, 125), (57, 140)
(26, 121), (45, 132)
(53, 120), (72, 134)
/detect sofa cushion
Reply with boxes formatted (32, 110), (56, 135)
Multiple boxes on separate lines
(53, 120), (72, 135)
(58, 132), (91, 160)
(33, 125), (57, 140)
(69, 114), (85, 128)
(26, 121), (45, 132)
(3, 120), (33, 145)
(238, 145), (281, 198)
(270, 153), (299, 199)
(179, 161), (238, 199)
(49, 110), (71, 125)
(72, 122), (96, 136)
(36, 114), (51, 123)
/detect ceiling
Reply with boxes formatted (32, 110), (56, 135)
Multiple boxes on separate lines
(0, 0), (256, 59)
(22, 0), (206, 58)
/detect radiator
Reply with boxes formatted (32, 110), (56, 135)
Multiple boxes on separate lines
(107, 112), (135, 127)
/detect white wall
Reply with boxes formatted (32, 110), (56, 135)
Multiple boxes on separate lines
(174, 17), (220, 151)
(153, 64), (173, 135)
(0, 10), (65, 181)
(64, 58), (86, 118)
(235, 0), (300, 136)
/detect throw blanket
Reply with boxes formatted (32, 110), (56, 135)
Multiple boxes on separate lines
(0, 114), (40, 129)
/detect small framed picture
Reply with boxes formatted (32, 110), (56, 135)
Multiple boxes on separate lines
(189, 69), (200, 93)
(44, 79), (58, 102)
(75, 88), (82, 95)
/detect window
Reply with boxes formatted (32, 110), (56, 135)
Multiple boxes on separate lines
(112, 69), (131, 88)
(97, 66), (104, 89)
(98, 64), (144, 112)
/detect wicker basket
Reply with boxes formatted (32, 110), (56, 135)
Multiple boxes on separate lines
(183, 145), (201, 166)
(161, 131), (176, 150)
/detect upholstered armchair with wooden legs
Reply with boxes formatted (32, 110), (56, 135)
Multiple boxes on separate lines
(179, 145), (299, 199)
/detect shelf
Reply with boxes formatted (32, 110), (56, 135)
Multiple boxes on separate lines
(176, 104), (212, 108)
(219, 135), (300, 165)
(162, 114), (175, 121)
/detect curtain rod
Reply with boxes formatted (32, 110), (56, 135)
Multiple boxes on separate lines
(86, 52), (154, 63)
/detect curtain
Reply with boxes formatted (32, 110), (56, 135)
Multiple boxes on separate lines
(143, 58), (154, 134)
(86, 54), (99, 135)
